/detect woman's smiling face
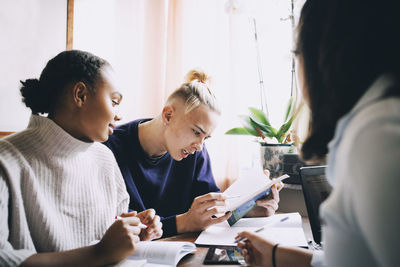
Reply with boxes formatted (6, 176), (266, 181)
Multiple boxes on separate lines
(79, 66), (122, 142)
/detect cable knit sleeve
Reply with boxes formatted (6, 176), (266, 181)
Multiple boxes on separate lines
(113, 158), (130, 215)
(0, 166), (35, 267)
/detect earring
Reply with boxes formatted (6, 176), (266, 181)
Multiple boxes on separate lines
(163, 122), (167, 126)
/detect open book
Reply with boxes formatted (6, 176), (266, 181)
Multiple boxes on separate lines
(126, 241), (196, 266)
(195, 212), (308, 247)
(223, 168), (289, 226)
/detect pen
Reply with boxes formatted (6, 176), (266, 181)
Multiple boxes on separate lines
(234, 216), (289, 243)
(115, 216), (148, 229)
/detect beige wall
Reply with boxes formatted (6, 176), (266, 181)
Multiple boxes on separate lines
(0, 0), (67, 131)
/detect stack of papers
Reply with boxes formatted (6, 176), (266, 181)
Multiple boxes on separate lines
(195, 212), (308, 247)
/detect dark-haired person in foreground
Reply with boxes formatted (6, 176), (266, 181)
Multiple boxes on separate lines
(0, 50), (162, 267)
(236, 0), (400, 266)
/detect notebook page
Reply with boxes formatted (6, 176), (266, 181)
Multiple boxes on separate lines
(195, 213), (307, 247)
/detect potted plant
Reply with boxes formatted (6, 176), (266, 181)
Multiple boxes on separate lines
(225, 0), (302, 178)
(225, 98), (302, 178)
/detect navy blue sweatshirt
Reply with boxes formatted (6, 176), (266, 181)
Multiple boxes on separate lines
(104, 119), (220, 237)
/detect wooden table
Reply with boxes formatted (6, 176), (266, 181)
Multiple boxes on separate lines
(161, 217), (313, 266)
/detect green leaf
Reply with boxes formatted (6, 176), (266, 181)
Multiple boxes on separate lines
(225, 127), (255, 135)
(235, 115), (261, 136)
(283, 97), (294, 123)
(276, 117), (294, 142)
(238, 115), (254, 129)
(245, 110), (278, 137)
(248, 117), (270, 135)
(249, 107), (271, 126)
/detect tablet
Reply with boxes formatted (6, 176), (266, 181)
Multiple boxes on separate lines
(203, 246), (245, 265)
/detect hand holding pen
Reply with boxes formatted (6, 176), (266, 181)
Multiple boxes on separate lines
(127, 209), (163, 241)
(115, 215), (147, 229)
(96, 214), (143, 262)
(234, 216), (289, 243)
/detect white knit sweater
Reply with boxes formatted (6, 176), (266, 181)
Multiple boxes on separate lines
(0, 115), (129, 267)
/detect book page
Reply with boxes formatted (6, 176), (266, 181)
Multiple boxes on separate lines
(223, 169), (289, 211)
(114, 259), (147, 267)
(195, 213), (307, 247)
(129, 241), (196, 266)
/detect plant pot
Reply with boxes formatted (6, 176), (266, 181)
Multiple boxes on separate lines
(260, 144), (295, 178)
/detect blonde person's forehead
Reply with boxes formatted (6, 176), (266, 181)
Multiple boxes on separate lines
(184, 104), (219, 135)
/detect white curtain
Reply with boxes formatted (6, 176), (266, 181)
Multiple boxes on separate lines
(73, 0), (299, 190)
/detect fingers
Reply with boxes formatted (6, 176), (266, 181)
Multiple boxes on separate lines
(120, 210), (138, 217)
(139, 211), (163, 241)
(139, 215), (163, 240)
(127, 225), (142, 236)
(117, 215), (142, 227)
(146, 214), (160, 230)
(276, 181), (284, 191)
(193, 196), (228, 217)
(119, 209), (163, 241)
(256, 184), (280, 210)
(204, 205), (228, 218)
(235, 231), (265, 248)
(114, 217), (142, 235)
(256, 198), (279, 216)
(257, 199), (279, 210)
(129, 233), (140, 244)
(271, 185), (279, 201)
(194, 192), (226, 204)
(257, 186), (279, 206)
(210, 211), (232, 224)
(201, 199), (227, 211)
(146, 215), (162, 235)
(137, 208), (156, 224)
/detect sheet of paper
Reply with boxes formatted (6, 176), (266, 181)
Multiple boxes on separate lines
(195, 213), (308, 247)
(223, 169), (289, 211)
(223, 168), (269, 211)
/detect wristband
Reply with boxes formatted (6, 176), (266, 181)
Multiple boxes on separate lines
(272, 243), (279, 267)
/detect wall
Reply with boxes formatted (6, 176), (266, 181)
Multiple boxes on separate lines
(0, 0), (67, 131)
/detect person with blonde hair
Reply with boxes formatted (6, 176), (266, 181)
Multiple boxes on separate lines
(105, 69), (281, 237)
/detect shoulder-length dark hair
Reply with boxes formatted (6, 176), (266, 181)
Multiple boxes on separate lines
(297, 0), (400, 161)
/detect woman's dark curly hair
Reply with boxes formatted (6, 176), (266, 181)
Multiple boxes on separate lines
(297, 0), (400, 161)
(20, 50), (110, 114)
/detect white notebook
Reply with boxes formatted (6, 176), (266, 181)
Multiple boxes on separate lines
(100, 240), (196, 267)
(128, 241), (196, 266)
(195, 212), (308, 247)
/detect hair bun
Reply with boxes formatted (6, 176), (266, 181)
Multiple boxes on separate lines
(20, 78), (50, 114)
(184, 69), (210, 84)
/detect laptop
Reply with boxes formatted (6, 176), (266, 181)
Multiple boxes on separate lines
(299, 166), (332, 246)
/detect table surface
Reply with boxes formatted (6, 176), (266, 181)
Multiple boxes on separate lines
(161, 216), (313, 267)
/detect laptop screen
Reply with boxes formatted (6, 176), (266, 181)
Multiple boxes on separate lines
(299, 166), (332, 245)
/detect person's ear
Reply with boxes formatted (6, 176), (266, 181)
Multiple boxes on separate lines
(72, 82), (88, 107)
(161, 105), (174, 125)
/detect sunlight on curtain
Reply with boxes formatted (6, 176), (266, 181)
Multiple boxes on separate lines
(73, 0), (301, 190)
(74, 0), (169, 119)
